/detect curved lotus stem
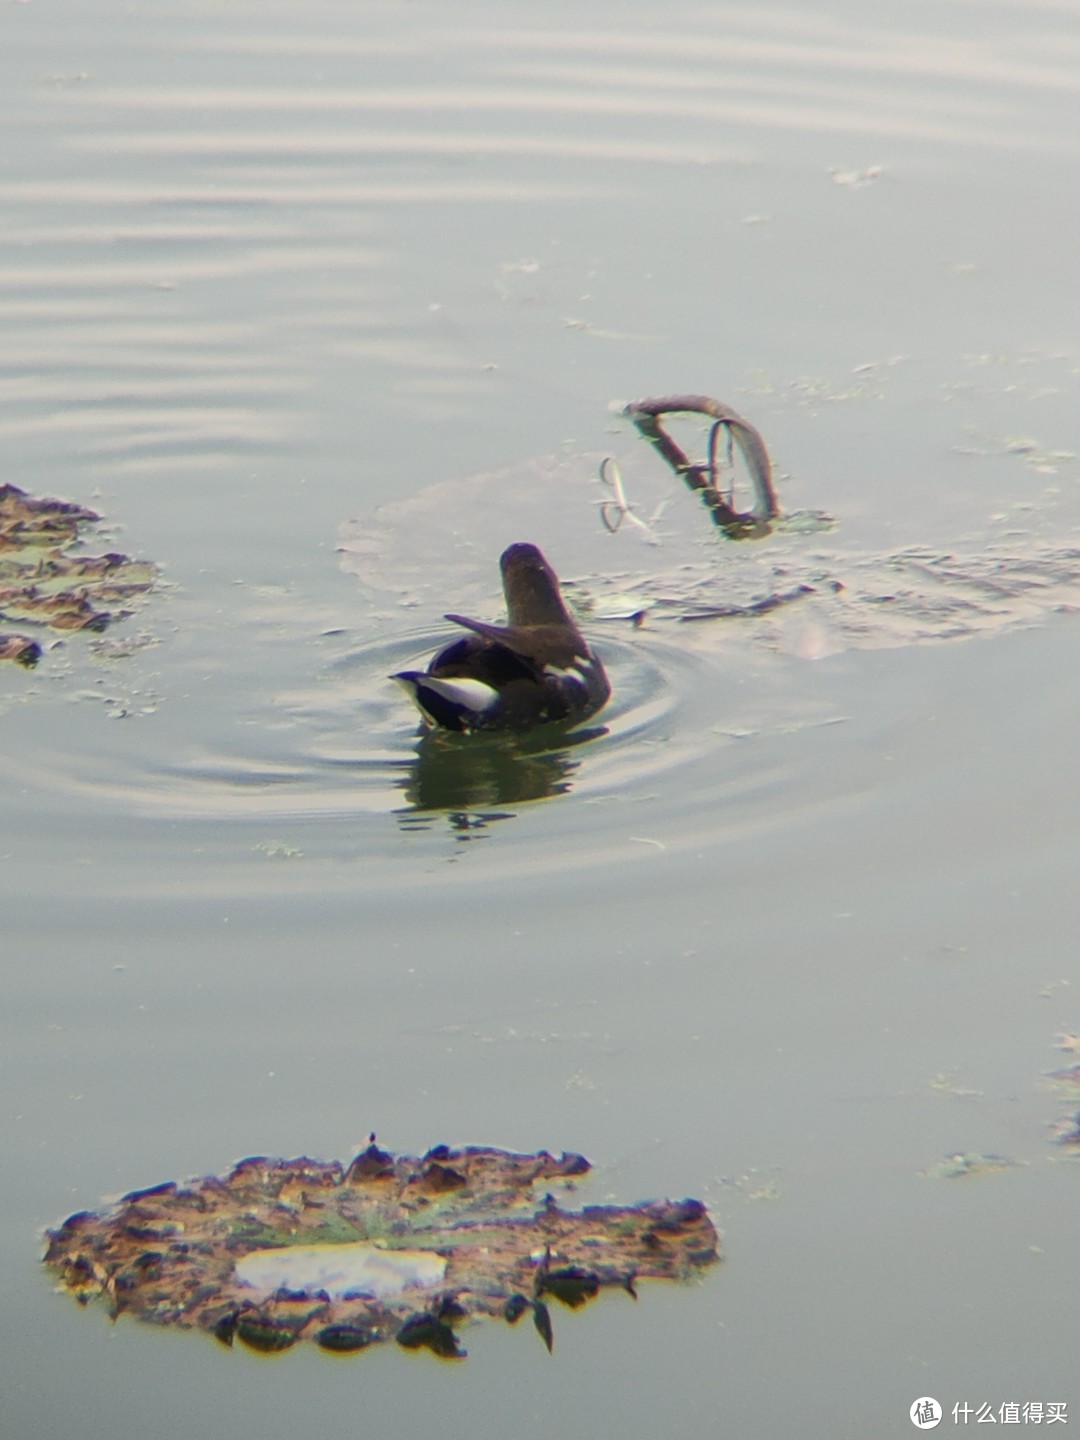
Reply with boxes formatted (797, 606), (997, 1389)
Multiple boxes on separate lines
(624, 394), (779, 538)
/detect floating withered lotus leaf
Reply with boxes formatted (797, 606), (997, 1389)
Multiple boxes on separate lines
(43, 1142), (719, 1358)
(0, 484), (156, 660)
(0, 483), (99, 549)
(341, 390), (1080, 658)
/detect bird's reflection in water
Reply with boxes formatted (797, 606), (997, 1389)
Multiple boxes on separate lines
(394, 724), (607, 835)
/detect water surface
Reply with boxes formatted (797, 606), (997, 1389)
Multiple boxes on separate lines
(3, 2), (1080, 1436)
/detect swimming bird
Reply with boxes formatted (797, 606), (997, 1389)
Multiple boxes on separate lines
(392, 542), (610, 733)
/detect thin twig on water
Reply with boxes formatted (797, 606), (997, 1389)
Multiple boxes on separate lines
(597, 456), (665, 545)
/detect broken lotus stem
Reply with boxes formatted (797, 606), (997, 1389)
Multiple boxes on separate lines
(624, 395), (779, 539)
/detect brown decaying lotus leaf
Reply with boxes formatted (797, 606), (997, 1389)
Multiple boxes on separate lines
(0, 633), (41, 666)
(0, 483), (99, 550)
(0, 484), (156, 655)
(43, 1142), (720, 1358)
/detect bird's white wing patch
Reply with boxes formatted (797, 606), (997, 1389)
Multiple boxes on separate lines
(419, 676), (500, 711)
(543, 662), (590, 690)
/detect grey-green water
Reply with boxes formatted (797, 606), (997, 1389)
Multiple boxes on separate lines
(3, 3), (1079, 1436)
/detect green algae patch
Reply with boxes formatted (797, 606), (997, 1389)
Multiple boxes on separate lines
(43, 1142), (719, 1358)
(0, 484), (156, 658)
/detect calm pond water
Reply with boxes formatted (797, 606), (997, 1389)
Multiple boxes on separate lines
(4, 1), (1080, 1435)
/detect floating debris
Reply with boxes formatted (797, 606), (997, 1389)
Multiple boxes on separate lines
(1052, 1113), (1080, 1151)
(1045, 1036), (1080, 1152)
(597, 457), (667, 545)
(0, 484), (156, 658)
(43, 1142), (719, 1359)
(678, 583), (817, 623)
(0, 632), (41, 667)
(920, 1152), (1021, 1181)
(829, 164), (884, 189)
